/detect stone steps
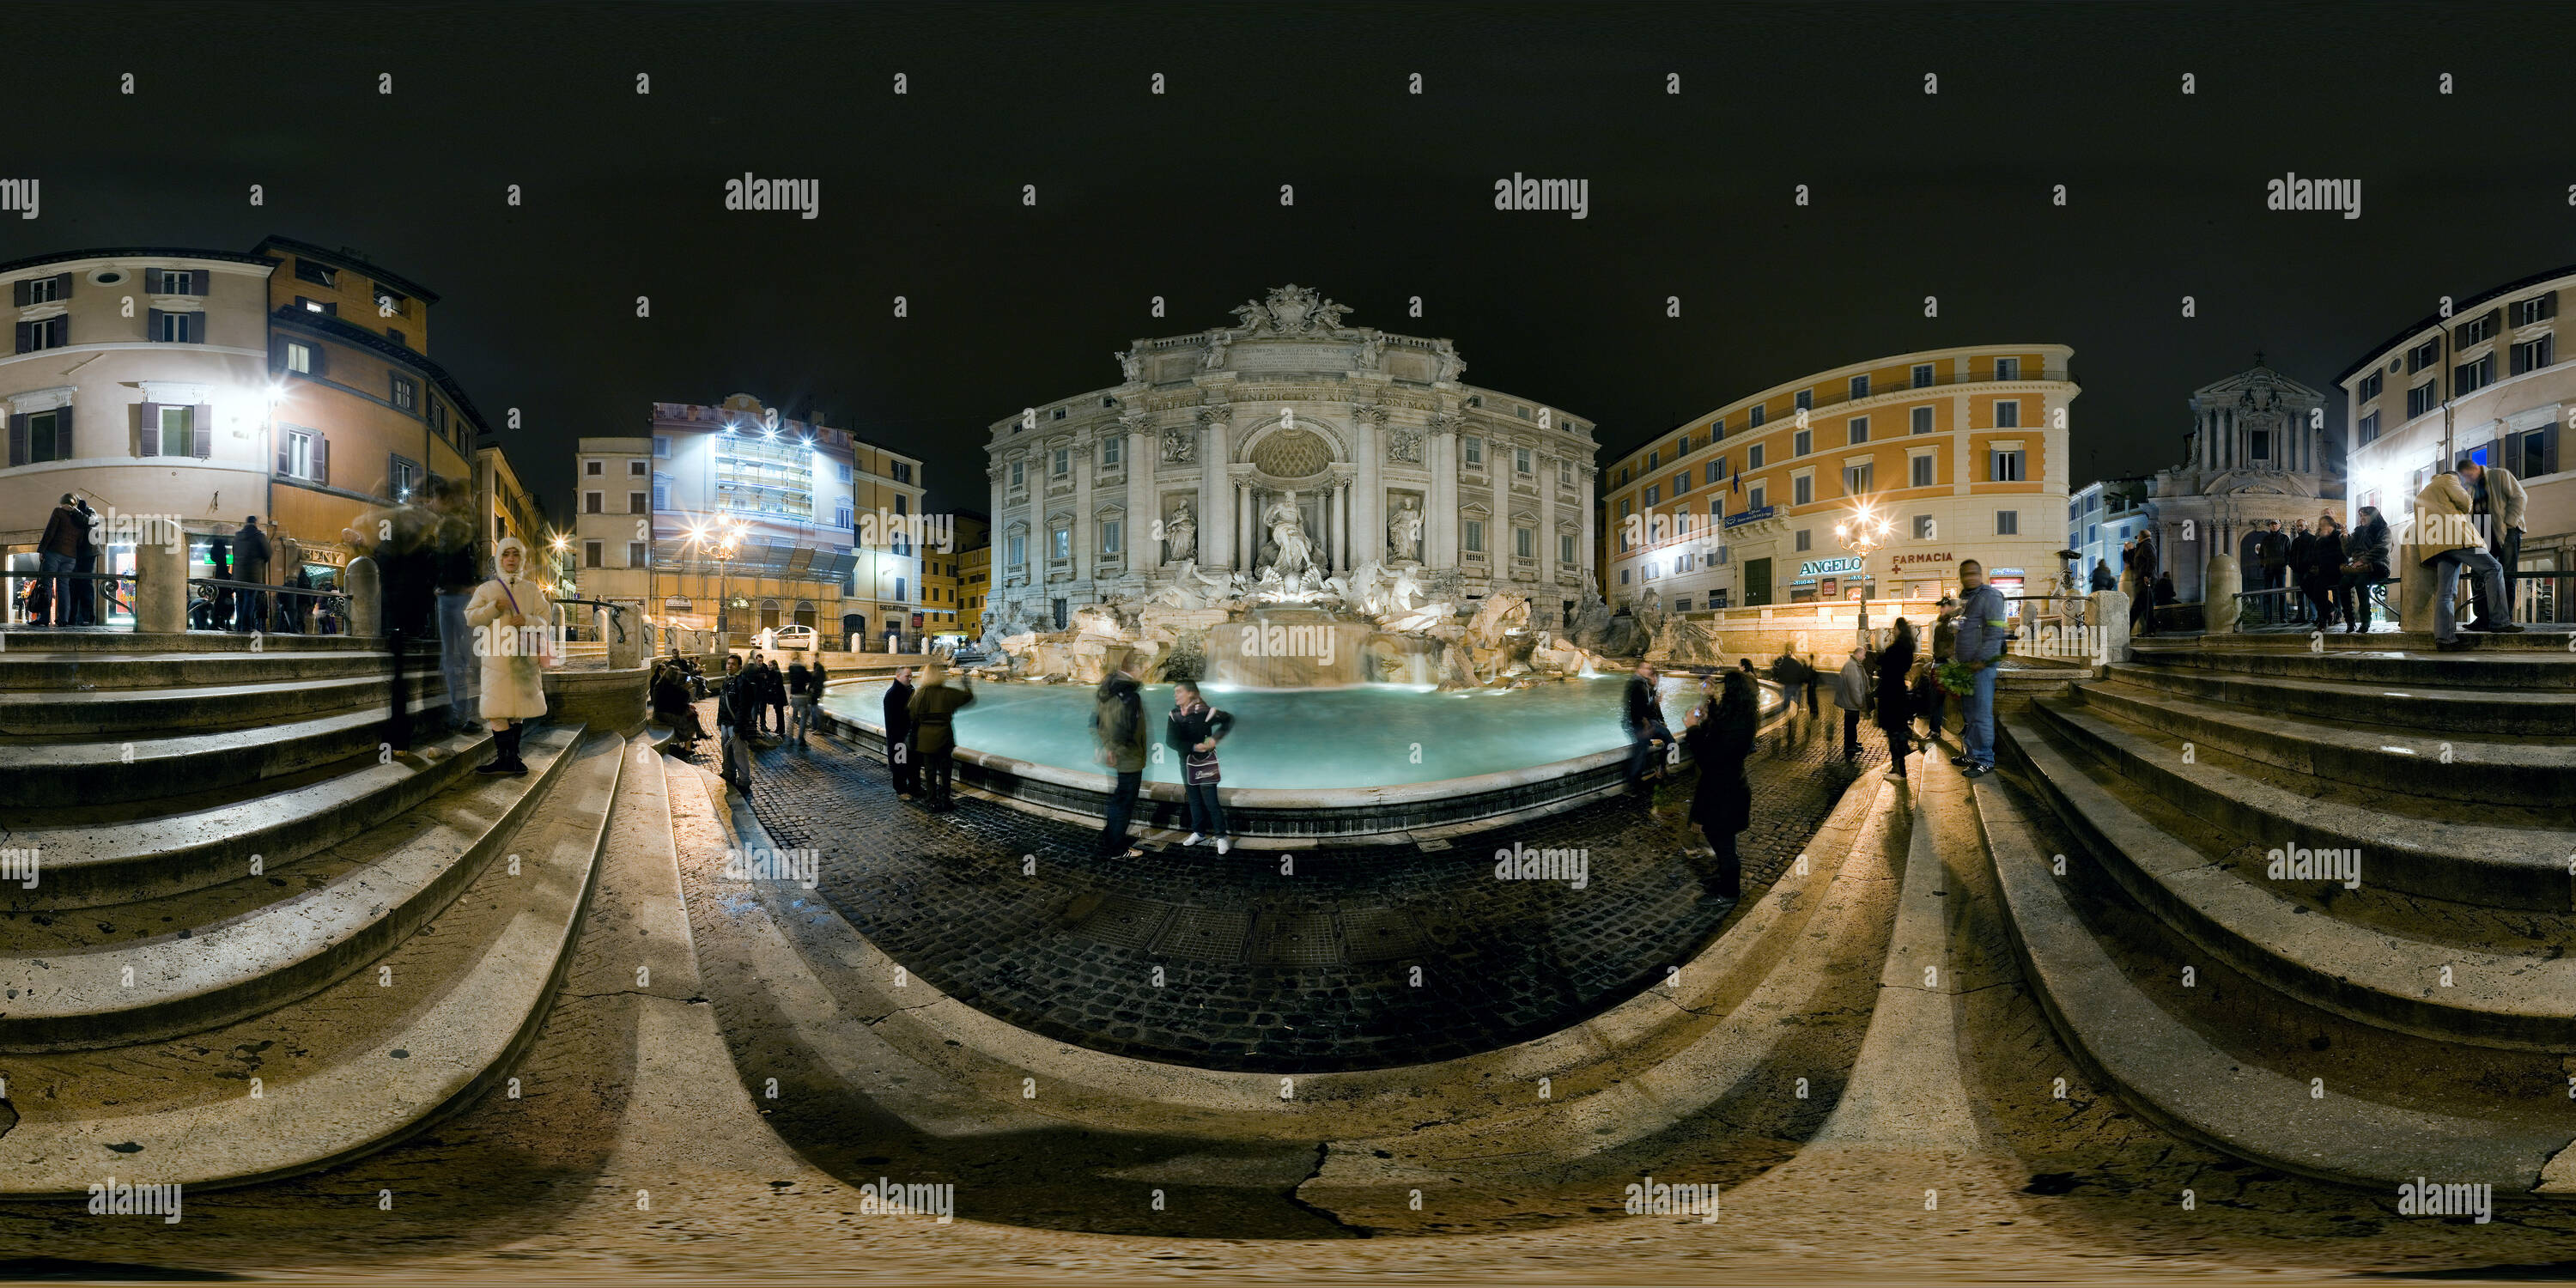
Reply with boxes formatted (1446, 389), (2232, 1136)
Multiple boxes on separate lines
(2026, 697), (2571, 911)
(3, 731), (490, 912)
(0, 692), (449, 808)
(2004, 711), (2576, 1050)
(1971, 772), (2576, 1195)
(0, 648), (400, 692)
(0, 671), (443, 739)
(0, 629), (382, 655)
(2104, 659), (2570, 738)
(0, 725), (584, 1051)
(2129, 641), (2576, 688)
(2143, 629), (2575, 654)
(0, 729), (622, 1196)
(2072, 677), (2575, 807)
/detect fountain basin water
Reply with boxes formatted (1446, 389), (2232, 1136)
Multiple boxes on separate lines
(816, 675), (1788, 845)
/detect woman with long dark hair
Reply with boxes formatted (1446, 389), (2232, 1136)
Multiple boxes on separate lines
(1682, 668), (1759, 901)
(1876, 617), (1917, 781)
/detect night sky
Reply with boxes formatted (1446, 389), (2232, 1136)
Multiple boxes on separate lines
(9, 1), (2575, 522)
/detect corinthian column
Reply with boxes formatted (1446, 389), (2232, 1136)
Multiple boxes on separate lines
(1200, 411), (1229, 569)
(1428, 415), (1460, 567)
(1352, 404), (1386, 564)
(1125, 415), (1155, 575)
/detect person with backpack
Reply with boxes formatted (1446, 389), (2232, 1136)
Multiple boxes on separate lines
(1166, 679), (1236, 854)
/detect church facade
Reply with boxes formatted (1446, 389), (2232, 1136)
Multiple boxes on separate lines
(2144, 363), (2341, 602)
(981, 286), (1601, 635)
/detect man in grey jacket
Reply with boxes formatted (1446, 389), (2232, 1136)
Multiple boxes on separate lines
(2458, 455), (2530, 619)
(1949, 558), (2013, 779)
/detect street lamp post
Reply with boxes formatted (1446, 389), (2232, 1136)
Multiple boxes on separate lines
(1832, 501), (1895, 646)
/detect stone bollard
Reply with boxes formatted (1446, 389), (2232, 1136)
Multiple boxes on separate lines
(2397, 555), (2439, 634)
(346, 556), (382, 637)
(2202, 554), (2241, 634)
(607, 606), (644, 669)
(2088, 589), (2131, 665)
(136, 534), (187, 634)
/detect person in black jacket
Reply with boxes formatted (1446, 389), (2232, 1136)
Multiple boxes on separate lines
(1619, 660), (1670, 817)
(765, 658), (790, 739)
(2127, 533), (2159, 637)
(2300, 512), (2351, 630)
(1875, 618), (1917, 780)
(2088, 559), (2117, 592)
(883, 665), (919, 799)
(1682, 668), (1758, 901)
(715, 653), (756, 793)
(651, 660), (705, 749)
(233, 516), (271, 634)
(1768, 650), (1810, 720)
(1167, 680), (1236, 854)
(70, 497), (100, 625)
(2337, 506), (2393, 633)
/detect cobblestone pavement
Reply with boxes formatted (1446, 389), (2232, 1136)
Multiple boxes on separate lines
(696, 696), (1886, 1073)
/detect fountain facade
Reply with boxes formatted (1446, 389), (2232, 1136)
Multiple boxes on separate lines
(981, 285), (1605, 671)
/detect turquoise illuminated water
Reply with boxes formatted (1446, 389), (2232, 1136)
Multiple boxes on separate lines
(823, 676), (1766, 790)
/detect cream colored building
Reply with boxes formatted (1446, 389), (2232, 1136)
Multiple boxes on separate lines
(575, 394), (927, 648)
(982, 285), (1601, 636)
(1601, 344), (2077, 610)
(2339, 266), (2569, 619)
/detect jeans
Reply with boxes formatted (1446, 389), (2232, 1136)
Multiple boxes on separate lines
(1625, 727), (1668, 794)
(790, 696), (815, 741)
(1099, 769), (1143, 854)
(2433, 548), (2509, 643)
(235, 584), (266, 633)
(70, 553), (96, 625)
(2337, 566), (2385, 629)
(1699, 829), (1741, 899)
(1961, 662), (1999, 768)
(436, 592), (476, 731)
(37, 552), (74, 625)
(2483, 529), (2523, 621)
(890, 730), (920, 794)
(1884, 722), (1911, 774)
(921, 747), (955, 805)
(1185, 782), (1227, 838)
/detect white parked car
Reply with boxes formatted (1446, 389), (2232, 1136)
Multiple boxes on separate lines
(766, 624), (819, 651)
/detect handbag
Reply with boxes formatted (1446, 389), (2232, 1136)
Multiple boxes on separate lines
(492, 576), (555, 670)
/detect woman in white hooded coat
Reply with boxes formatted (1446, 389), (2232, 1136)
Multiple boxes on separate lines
(465, 536), (550, 775)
